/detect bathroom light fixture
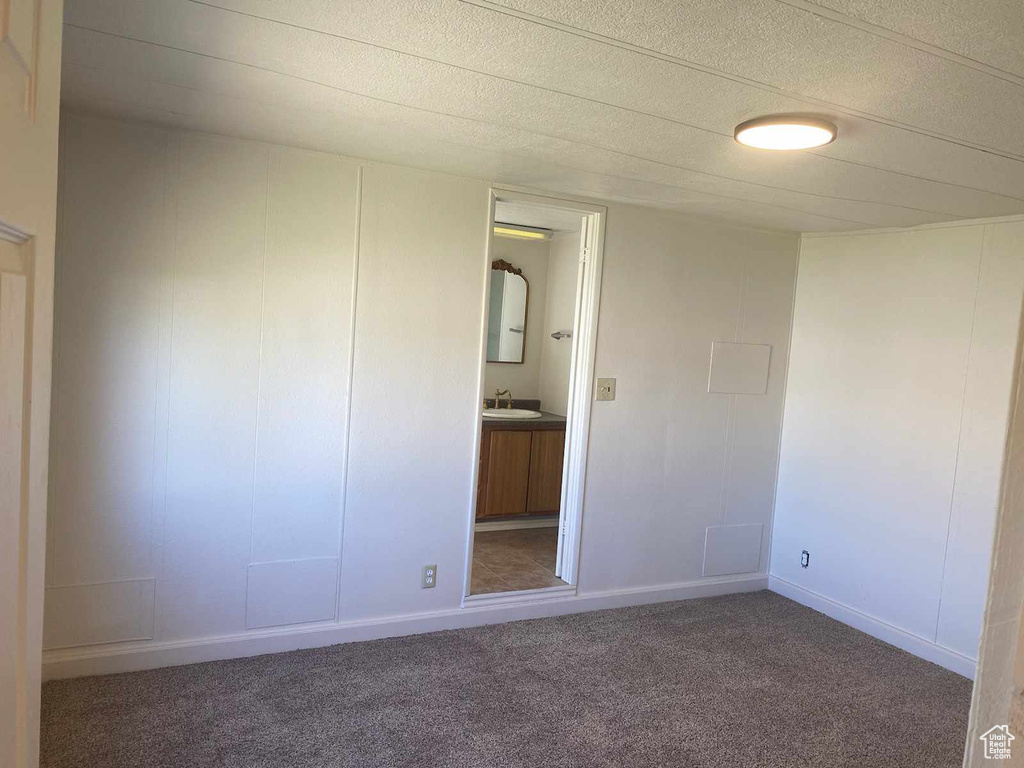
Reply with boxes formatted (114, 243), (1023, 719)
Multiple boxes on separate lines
(734, 115), (837, 150)
(493, 223), (552, 241)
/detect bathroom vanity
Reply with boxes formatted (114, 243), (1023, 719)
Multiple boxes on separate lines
(476, 412), (566, 520)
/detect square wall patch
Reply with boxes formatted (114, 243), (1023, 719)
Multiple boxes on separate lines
(703, 524), (764, 577)
(708, 342), (771, 395)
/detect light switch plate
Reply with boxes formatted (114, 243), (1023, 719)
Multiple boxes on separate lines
(596, 378), (616, 401)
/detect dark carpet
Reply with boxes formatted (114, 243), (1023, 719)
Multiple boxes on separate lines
(40, 591), (972, 767)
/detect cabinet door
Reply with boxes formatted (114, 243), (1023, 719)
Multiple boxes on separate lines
(483, 430), (533, 518)
(527, 429), (566, 514)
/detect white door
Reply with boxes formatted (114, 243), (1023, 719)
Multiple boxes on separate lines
(555, 215), (591, 581)
(1, 1), (62, 764)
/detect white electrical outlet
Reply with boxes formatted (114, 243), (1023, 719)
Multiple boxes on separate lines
(596, 378), (616, 401)
(422, 564), (437, 589)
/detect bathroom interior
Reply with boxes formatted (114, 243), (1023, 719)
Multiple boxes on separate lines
(472, 200), (585, 595)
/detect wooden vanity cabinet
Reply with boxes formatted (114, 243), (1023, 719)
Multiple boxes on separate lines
(482, 431), (532, 518)
(527, 430), (565, 513)
(477, 424), (566, 519)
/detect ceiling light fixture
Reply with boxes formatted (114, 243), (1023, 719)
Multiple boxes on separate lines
(734, 115), (838, 150)
(493, 223), (552, 241)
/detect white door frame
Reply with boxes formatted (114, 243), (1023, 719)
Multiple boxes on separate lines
(0, 223), (35, 768)
(462, 188), (606, 602)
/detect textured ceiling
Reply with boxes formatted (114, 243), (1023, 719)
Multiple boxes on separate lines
(60, 0), (1024, 232)
(495, 200), (583, 232)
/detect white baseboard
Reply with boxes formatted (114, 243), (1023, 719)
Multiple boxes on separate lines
(42, 574), (767, 680)
(474, 517), (559, 532)
(768, 575), (977, 679)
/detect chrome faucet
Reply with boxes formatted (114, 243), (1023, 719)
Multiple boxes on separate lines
(495, 389), (513, 409)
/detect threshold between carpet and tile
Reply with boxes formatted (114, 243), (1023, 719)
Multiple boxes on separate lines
(40, 590), (972, 768)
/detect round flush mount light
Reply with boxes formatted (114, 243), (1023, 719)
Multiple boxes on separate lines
(734, 115), (838, 150)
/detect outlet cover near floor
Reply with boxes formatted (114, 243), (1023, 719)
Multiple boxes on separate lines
(422, 564), (437, 589)
(596, 378), (616, 401)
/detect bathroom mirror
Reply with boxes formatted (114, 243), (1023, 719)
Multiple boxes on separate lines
(486, 259), (529, 364)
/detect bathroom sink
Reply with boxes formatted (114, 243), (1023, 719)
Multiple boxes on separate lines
(483, 408), (543, 419)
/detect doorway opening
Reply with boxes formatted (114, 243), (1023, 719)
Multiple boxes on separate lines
(464, 190), (605, 600)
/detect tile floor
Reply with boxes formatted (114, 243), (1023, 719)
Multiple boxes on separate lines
(470, 526), (568, 594)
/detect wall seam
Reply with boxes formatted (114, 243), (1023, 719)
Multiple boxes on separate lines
(933, 224), (989, 643)
(718, 255), (748, 526)
(144, 131), (170, 592)
(138, 129), (173, 642)
(153, 134), (182, 642)
(45, 576), (156, 590)
(46, 114), (66, 587)
(334, 163), (363, 623)
(764, 236), (804, 577)
(243, 148), (273, 627)
(737, 252), (749, 341)
(718, 398), (736, 526)
(802, 213), (1024, 240)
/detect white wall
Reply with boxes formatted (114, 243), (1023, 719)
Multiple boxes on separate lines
(771, 221), (1024, 676)
(579, 205), (798, 593)
(340, 162), (489, 621)
(49, 114), (359, 647)
(45, 112), (799, 675)
(483, 237), (549, 401)
(538, 231), (581, 416)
